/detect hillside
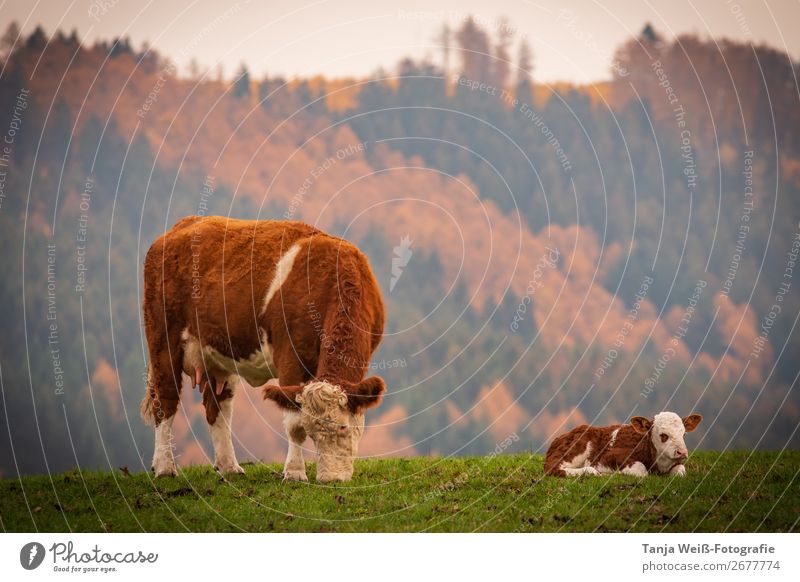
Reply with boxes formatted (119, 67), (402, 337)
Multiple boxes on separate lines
(0, 19), (799, 477)
(1, 452), (797, 532)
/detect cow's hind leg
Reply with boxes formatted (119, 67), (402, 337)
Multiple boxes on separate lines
(553, 437), (598, 477)
(143, 237), (196, 477)
(203, 376), (244, 474)
(145, 340), (183, 477)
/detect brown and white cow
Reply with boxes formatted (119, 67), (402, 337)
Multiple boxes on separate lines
(140, 216), (386, 482)
(544, 412), (703, 477)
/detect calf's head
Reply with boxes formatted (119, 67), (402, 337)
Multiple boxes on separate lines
(630, 412), (702, 472)
(263, 377), (385, 482)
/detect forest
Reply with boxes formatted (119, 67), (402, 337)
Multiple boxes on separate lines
(0, 17), (798, 475)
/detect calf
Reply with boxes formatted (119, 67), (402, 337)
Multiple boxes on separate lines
(141, 216), (386, 482)
(544, 412), (702, 477)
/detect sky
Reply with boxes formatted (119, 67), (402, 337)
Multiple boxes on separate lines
(2, 0), (798, 84)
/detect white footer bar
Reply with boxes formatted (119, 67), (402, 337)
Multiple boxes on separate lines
(1, 533), (796, 580)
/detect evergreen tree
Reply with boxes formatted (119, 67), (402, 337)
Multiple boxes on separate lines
(515, 40), (534, 105)
(1, 21), (21, 62)
(436, 23), (451, 79)
(455, 17), (492, 81)
(26, 25), (47, 51)
(233, 63), (251, 99)
(491, 17), (513, 90)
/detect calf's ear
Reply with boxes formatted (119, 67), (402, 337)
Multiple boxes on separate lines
(262, 384), (305, 410)
(630, 416), (652, 434)
(682, 413), (703, 432)
(342, 376), (386, 414)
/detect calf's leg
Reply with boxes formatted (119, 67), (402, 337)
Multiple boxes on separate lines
(621, 461), (648, 477)
(563, 466), (599, 476)
(551, 437), (597, 477)
(669, 464), (686, 477)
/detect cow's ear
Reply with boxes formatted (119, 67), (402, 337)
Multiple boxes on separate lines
(682, 414), (703, 432)
(342, 376), (386, 414)
(262, 384), (304, 410)
(630, 416), (652, 434)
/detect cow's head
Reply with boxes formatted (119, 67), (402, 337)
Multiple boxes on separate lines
(263, 377), (385, 482)
(630, 412), (702, 472)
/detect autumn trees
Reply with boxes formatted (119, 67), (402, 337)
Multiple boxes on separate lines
(0, 19), (798, 476)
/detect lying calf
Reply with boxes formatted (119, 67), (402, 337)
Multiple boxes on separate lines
(544, 412), (702, 477)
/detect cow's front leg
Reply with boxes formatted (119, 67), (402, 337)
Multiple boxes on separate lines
(669, 464), (687, 477)
(621, 461), (648, 477)
(283, 410), (308, 481)
(204, 377), (244, 474)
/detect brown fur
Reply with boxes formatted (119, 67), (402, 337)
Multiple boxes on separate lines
(337, 376), (386, 413)
(263, 377), (386, 414)
(141, 216), (386, 426)
(682, 414), (702, 432)
(202, 381), (234, 425)
(261, 384), (304, 411)
(544, 423), (656, 477)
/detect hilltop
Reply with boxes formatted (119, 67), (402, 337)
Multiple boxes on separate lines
(1, 451), (797, 532)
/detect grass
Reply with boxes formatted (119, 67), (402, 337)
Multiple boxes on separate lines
(1, 451), (797, 532)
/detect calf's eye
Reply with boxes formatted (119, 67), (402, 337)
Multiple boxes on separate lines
(660, 433), (668, 443)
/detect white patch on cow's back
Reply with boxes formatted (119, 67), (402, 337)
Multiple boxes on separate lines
(261, 243), (302, 316)
(181, 328), (277, 387)
(609, 427), (620, 448)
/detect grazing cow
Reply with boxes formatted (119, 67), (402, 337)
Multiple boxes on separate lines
(141, 216), (386, 482)
(544, 412), (703, 477)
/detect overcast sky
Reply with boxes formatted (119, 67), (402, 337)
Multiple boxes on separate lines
(2, 0), (798, 84)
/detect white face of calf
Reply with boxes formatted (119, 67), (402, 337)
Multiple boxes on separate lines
(631, 412), (703, 472)
(296, 382), (365, 482)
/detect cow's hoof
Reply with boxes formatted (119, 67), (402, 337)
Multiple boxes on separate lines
(153, 463), (177, 478)
(283, 469), (308, 482)
(316, 473), (352, 483)
(215, 461), (245, 475)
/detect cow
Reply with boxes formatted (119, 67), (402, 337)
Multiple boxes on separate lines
(140, 216), (386, 482)
(544, 412), (703, 477)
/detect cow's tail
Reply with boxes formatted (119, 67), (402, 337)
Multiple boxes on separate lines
(140, 363), (156, 426)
